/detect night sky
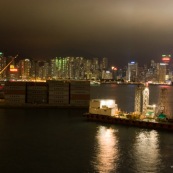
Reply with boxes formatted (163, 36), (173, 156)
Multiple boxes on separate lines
(1, 0), (173, 67)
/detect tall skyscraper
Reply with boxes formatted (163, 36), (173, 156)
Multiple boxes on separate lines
(161, 54), (171, 64)
(157, 63), (166, 83)
(92, 58), (99, 71)
(101, 57), (108, 70)
(18, 59), (31, 79)
(126, 62), (138, 82)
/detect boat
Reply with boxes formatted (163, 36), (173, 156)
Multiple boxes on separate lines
(84, 99), (173, 131)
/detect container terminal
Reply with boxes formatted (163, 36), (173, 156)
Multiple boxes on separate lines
(0, 80), (90, 108)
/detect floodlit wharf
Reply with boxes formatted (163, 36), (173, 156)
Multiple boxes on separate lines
(84, 85), (173, 131)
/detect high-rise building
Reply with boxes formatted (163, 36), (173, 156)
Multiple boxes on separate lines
(126, 62), (138, 82)
(161, 54), (171, 64)
(84, 59), (92, 79)
(55, 57), (68, 79)
(161, 55), (172, 81)
(42, 61), (50, 80)
(157, 63), (166, 83)
(18, 59), (31, 80)
(50, 59), (56, 79)
(92, 58), (99, 71)
(101, 57), (108, 70)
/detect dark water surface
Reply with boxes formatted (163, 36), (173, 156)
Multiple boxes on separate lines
(0, 84), (173, 173)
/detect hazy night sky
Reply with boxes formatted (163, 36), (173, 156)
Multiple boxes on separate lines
(1, 0), (173, 67)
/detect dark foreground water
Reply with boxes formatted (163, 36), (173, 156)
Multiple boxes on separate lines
(0, 84), (173, 173)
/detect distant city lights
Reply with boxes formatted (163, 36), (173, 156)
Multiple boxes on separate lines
(111, 66), (117, 71)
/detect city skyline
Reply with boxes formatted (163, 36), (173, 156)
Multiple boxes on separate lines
(1, 0), (173, 66)
(0, 53), (172, 84)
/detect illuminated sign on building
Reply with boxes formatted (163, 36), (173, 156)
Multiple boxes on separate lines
(160, 63), (167, 66)
(10, 68), (18, 72)
(162, 54), (171, 63)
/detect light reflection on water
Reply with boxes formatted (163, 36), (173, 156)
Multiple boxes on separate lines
(132, 130), (161, 173)
(0, 85), (173, 172)
(90, 85), (173, 172)
(92, 126), (165, 173)
(93, 126), (119, 173)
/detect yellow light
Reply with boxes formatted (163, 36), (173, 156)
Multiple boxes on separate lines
(10, 65), (14, 69)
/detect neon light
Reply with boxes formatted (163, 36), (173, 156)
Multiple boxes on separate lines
(160, 63), (167, 65)
(162, 57), (170, 60)
(10, 68), (18, 72)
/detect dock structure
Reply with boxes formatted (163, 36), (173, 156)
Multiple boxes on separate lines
(85, 85), (173, 131)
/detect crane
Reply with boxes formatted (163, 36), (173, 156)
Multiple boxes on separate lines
(0, 54), (18, 75)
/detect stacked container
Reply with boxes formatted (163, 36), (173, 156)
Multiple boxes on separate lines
(48, 80), (69, 105)
(26, 82), (48, 104)
(70, 80), (90, 106)
(4, 81), (26, 104)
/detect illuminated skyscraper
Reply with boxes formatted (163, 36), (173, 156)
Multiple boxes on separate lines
(50, 59), (56, 79)
(126, 62), (138, 82)
(157, 63), (166, 83)
(74, 57), (85, 79)
(101, 57), (108, 70)
(92, 58), (99, 71)
(40, 61), (50, 80)
(18, 59), (31, 79)
(84, 59), (92, 79)
(55, 57), (68, 78)
(161, 54), (171, 64)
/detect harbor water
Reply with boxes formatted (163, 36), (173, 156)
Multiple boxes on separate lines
(0, 84), (173, 173)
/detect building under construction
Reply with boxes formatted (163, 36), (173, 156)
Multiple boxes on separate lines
(134, 83), (171, 119)
(134, 84), (156, 118)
